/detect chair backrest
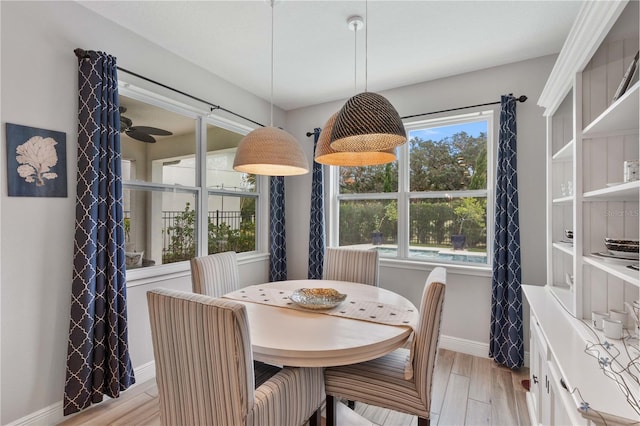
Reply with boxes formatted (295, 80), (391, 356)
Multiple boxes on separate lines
(147, 288), (254, 426)
(190, 251), (239, 296)
(322, 247), (379, 286)
(413, 267), (446, 406)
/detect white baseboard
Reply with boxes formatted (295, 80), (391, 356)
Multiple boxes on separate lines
(439, 334), (530, 368)
(131, 360), (156, 386)
(7, 361), (156, 426)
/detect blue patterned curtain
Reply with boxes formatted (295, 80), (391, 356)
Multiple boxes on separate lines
(308, 128), (325, 279)
(269, 176), (287, 281)
(489, 94), (523, 369)
(64, 50), (135, 415)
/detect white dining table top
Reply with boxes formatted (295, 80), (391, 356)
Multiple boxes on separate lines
(227, 279), (418, 367)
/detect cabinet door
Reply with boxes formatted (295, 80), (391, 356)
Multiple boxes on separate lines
(530, 316), (547, 424)
(547, 376), (572, 426)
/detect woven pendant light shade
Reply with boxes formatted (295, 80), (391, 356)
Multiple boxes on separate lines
(233, 126), (309, 176)
(315, 112), (396, 166)
(330, 92), (407, 152)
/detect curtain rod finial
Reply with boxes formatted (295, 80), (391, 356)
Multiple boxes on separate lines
(517, 95), (528, 103)
(74, 48), (89, 59)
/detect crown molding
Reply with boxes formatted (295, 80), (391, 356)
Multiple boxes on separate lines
(537, 0), (628, 115)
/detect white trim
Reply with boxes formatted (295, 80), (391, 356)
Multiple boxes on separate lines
(537, 0), (628, 114)
(6, 361), (157, 426)
(129, 360), (157, 387)
(439, 334), (530, 367)
(381, 257), (492, 278)
(5, 401), (61, 426)
(439, 335), (489, 359)
(126, 252), (269, 288)
(525, 391), (538, 425)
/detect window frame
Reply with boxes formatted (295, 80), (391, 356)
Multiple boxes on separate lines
(119, 84), (268, 283)
(328, 110), (495, 271)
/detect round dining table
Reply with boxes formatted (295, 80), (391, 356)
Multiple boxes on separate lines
(226, 279), (418, 367)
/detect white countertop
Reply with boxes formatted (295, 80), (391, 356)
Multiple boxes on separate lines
(523, 285), (639, 422)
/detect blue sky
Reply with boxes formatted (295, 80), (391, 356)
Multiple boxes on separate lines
(409, 121), (487, 142)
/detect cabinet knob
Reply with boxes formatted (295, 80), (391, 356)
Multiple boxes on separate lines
(532, 374), (539, 384)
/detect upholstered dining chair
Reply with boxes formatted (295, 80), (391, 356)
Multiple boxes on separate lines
(322, 247), (379, 286)
(323, 267), (447, 426)
(147, 288), (324, 426)
(190, 250), (239, 296)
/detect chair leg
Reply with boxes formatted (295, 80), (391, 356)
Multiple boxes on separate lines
(418, 417), (430, 426)
(325, 395), (337, 426)
(308, 408), (322, 426)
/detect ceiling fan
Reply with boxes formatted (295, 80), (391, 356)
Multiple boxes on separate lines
(119, 106), (173, 143)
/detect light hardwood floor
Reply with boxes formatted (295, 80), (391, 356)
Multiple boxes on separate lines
(58, 349), (531, 426)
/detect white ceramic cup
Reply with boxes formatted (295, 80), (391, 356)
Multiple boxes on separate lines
(603, 318), (624, 339)
(609, 309), (627, 327)
(624, 160), (639, 182)
(591, 311), (609, 330)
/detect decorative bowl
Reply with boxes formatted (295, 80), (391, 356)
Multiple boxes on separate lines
(604, 238), (639, 246)
(607, 249), (640, 259)
(604, 241), (639, 253)
(289, 288), (347, 310)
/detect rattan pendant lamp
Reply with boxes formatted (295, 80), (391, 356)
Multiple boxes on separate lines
(314, 16), (396, 166)
(233, 1), (309, 176)
(329, 1), (406, 152)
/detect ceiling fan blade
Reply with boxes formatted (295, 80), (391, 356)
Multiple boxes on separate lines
(120, 115), (133, 130)
(125, 129), (156, 143)
(131, 126), (172, 136)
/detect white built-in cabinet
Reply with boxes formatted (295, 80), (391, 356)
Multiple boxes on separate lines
(524, 1), (639, 425)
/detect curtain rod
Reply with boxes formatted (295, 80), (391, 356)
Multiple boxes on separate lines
(305, 95), (527, 137)
(74, 48), (266, 129)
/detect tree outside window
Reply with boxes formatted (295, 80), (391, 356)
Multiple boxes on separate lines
(335, 113), (492, 266)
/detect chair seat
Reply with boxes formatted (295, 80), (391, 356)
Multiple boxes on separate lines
(253, 367), (325, 426)
(254, 361), (282, 388)
(324, 348), (429, 419)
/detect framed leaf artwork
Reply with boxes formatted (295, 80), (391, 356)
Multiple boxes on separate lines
(5, 123), (67, 197)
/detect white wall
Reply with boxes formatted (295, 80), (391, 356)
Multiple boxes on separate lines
(0, 2), (273, 424)
(285, 55), (554, 348)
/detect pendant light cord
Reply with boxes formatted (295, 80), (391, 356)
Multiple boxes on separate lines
(365, 0), (368, 92)
(270, 0), (275, 127)
(353, 23), (358, 94)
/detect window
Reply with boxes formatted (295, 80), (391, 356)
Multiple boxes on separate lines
(333, 112), (493, 266)
(119, 93), (260, 271)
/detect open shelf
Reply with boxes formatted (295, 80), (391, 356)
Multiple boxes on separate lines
(583, 255), (640, 287)
(553, 242), (574, 256)
(552, 138), (574, 161)
(583, 180), (640, 201)
(552, 195), (574, 204)
(583, 82), (639, 137)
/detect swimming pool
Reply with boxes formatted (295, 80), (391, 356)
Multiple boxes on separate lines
(373, 246), (488, 264)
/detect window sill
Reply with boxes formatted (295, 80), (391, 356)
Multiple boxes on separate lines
(125, 251), (270, 288)
(379, 257), (492, 277)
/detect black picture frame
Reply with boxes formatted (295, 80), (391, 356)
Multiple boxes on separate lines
(612, 51), (639, 102)
(5, 123), (67, 197)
